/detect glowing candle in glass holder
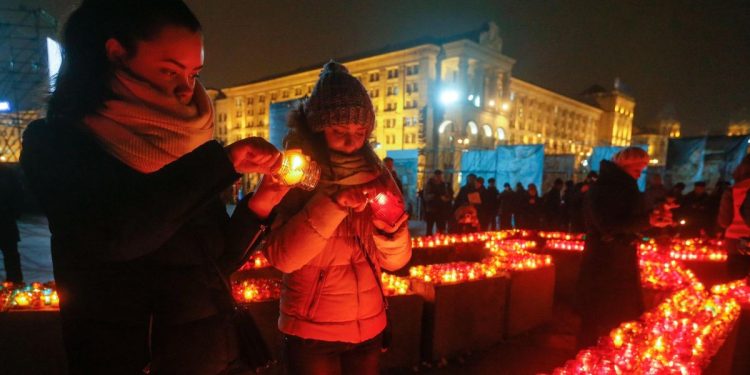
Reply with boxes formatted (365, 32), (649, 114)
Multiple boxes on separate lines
(276, 149), (320, 190)
(364, 170), (407, 227)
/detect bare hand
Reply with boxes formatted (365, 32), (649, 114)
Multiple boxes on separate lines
(247, 174), (291, 219)
(332, 186), (368, 212)
(373, 213), (409, 234)
(225, 138), (281, 174)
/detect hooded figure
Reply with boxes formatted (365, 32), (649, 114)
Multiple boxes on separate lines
(576, 147), (650, 349)
(262, 61), (411, 374)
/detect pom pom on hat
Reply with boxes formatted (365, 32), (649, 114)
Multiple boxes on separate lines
(304, 60), (375, 133)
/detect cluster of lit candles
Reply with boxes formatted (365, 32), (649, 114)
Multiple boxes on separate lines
(408, 262), (504, 285)
(553, 283), (741, 374)
(544, 239), (586, 252)
(232, 278), (281, 303)
(484, 239), (553, 271)
(711, 279), (750, 305)
(537, 231), (585, 241)
(668, 238), (728, 262)
(1, 282), (59, 311)
(410, 232), (509, 249)
(638, 241), (700, 291)
(381, 273), (412, 296)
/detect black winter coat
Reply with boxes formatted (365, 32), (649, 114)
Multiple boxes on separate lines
(20, 119), (265, 274)
(577, 160), (649, 339)
(0, 166), (21, 244)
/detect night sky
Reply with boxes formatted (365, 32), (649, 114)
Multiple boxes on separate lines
(10, 0), (750, 136)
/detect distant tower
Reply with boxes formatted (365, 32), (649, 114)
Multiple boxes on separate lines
(656, 104), (681, 138)
(581, 78), (636, 147)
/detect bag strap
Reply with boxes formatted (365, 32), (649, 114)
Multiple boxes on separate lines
(354, 235), (389, 310)
(206, 218), (269, 309)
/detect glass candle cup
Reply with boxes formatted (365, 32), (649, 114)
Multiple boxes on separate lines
(275, 149), (320, 190)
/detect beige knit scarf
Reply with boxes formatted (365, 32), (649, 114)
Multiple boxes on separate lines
(83, 71), (214, 173)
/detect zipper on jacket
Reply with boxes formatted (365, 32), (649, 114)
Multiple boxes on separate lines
(305, 270), (326, 319)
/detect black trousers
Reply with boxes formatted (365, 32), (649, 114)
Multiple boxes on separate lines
(283, 333), (382, 375)
(424, 212), (446, 235)
(54, 258), (242, 375)
(1, 241), (22, 282)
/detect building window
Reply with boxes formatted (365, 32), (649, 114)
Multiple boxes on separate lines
(246, 97), (254, 105)
(406, 82), (419, 94)
(387, 68), (399, 80)
(270, 93), (277, 101)
(307, 85), (313, 94)
(294, 87), (302, 96)
(259, 107), (265, 115)
(406, 65), (419, 76)
(235, 110), (242, 118)
(259, 95), (265, 103)
(369, 72), (380, 82)
(235, 97), (243, 107)
(369, 89), (379, 98)
(386, 86), (399, 96)
(247, 108), (253, 116)
(384, 102), (397, 112)
(282, 90), (289, 99)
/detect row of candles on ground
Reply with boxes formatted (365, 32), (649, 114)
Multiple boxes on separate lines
(0, 282), (59, 311)
(552, 280), (748, 374)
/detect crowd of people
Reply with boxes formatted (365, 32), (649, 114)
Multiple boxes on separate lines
(420, 168), (735, 239)
(421, 171), (598, 235)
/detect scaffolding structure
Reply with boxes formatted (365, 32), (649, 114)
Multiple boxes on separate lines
(0, 6), (56, 162)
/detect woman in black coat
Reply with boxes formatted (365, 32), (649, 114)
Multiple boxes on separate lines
(576, 148), (651, 349)
(20, 1), (289, 373)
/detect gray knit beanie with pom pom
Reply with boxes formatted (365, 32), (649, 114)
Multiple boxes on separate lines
(304, 60), (375, 134)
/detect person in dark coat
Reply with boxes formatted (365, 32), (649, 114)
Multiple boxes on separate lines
(454, 173), (478, 209)
(424, 170), (452, 235)
(20, 1), (290, 373)
(498, 183), (515, 229)
(517, 183), (542, 230)
(481, 178), (500, 230)
(0, 165), (23, 283)
(560, 180), (576, 231)
(577, 147), (652, 349)
(543, 178), (564, 230)
(678, 181), (711, 237)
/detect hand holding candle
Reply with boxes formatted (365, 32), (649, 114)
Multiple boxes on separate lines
(274, 149), (320, 190)
(363, 171), (407, 227)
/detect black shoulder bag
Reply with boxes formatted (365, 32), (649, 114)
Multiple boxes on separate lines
(205, 232), (274, 372)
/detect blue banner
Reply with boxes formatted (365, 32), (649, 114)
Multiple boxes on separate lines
(386, 149), (419, 214)
(268, 99), (302, 149)
(460, 145), (544, 189)
(706, 136), (750, 183)
(459, 149), (497, 183)
(665, 137), (706, 187)
(495, 145), (544, 189)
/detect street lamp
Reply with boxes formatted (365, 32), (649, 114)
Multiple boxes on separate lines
(440, 89), (459, 105)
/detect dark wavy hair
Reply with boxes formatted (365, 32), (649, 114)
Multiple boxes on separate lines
(47, 0), (201, 123)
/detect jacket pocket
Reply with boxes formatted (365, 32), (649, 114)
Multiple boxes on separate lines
(304, 270), (326, 319)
